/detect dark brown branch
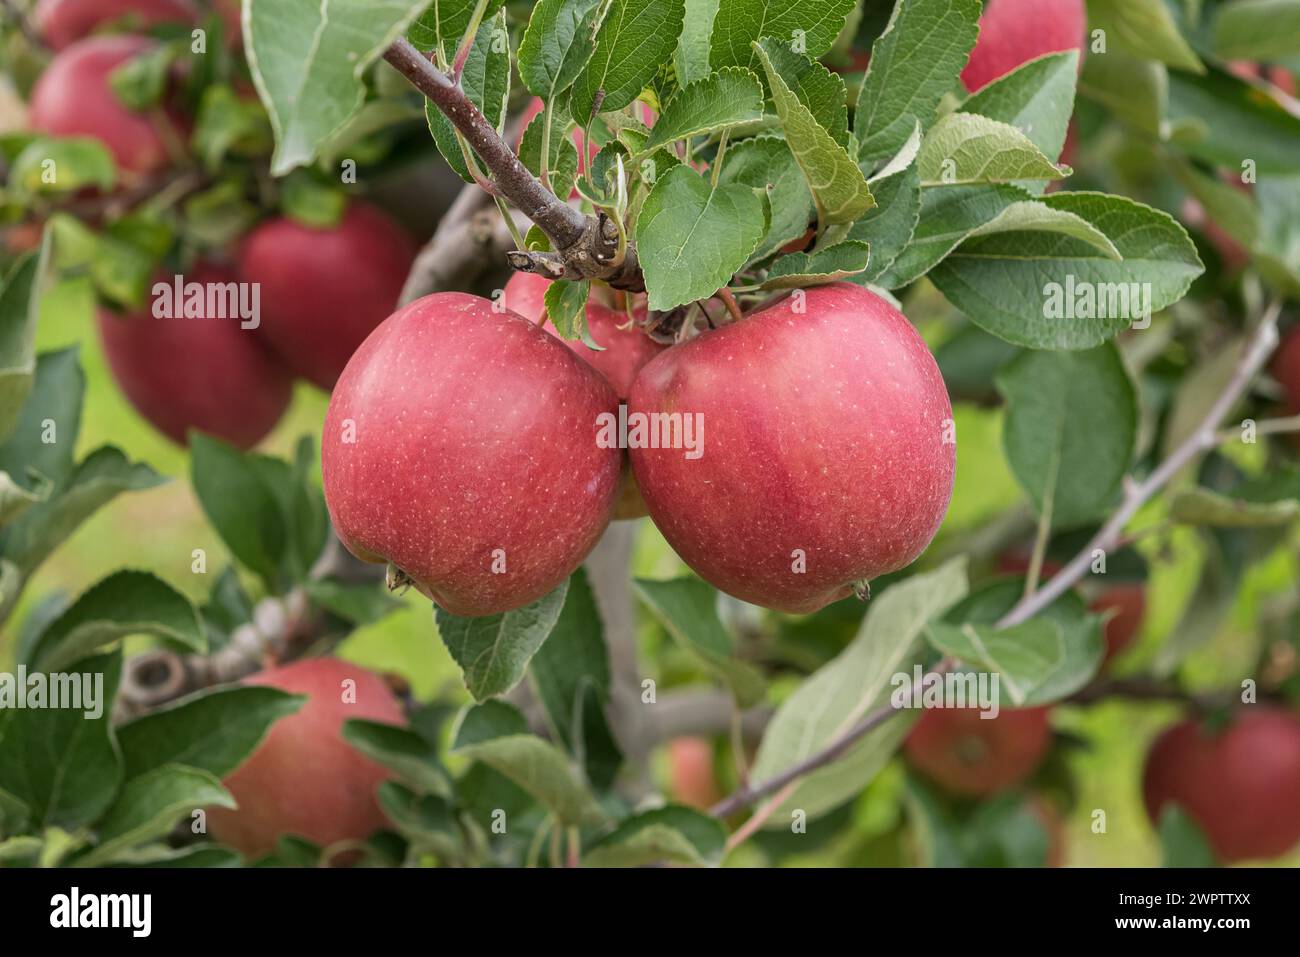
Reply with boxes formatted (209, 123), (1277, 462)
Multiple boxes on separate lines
(381, 37), (644, 291)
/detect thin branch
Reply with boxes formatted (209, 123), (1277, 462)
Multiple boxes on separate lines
(381, 37), (644, 290)
(709, 660), (957, 818)
(997, 300), (1283, 629)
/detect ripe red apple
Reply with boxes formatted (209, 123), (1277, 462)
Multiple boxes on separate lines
(208, 658), (403, 860)
(628, 283), (954, 613)
(667, 736), (722, 810)
(27, 35), (180, 179)
(960, 0), (1086, 93)
(1143, 707), (1300, 863)
(33, 0), (198, 50)
(502, 271), (666, 399)
(96, 262), (292, 449)
(236, 202), (417, 390)
(322, 292), (622, 617)
(904, 706), (1053, 797)
(1272, 326), (1300, 412)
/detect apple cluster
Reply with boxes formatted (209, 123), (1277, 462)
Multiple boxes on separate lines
(22, 0), (419, 448)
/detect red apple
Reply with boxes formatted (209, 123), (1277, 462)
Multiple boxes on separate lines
(628, 283), (954, 613)
(502, 271), (667, 399)
(1143, 707), (1300, 863)
(33, 0), (198, 50)
(667, 736), (722, 810)
(322, 292), (622, 617)
(208, 658), (403, 860)
(1272, 326), (1300, 412)
(27, 35), (180, 179)
(96, 262), (292, 449)
(960, 0), (1086, 93)
(236, 202), (417, 390)
(904, 706), (1053, 797)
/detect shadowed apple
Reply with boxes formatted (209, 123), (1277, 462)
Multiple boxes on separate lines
(34, 0), (197, 50)
(28, 35), (182, 179)
(236, 201), (417, 390)
(1143, 708), (1300, 863)
(96, 262), (292, 449)
(905, 706), (1053, 797)
(208, 658), (404, 861)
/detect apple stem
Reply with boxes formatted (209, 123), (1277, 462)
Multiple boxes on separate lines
(715, 287), (745, 324)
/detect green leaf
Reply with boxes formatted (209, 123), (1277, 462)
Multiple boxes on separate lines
(7, 138), (115, 197)
(750, 39), (849, 146)
(2, 446), (164, 577)
(584, 805), (726, 866)
(1079, 48), (1169, 138)
(0, 249), (47, 444)
(635, 164), (769, 310)
(854, 0), (982, 165)
(642, 68), (764, 152)
(0, 471), (41, 528)
(542, 279), (592, 341)
(126, 844), (241, 868)
(376, 782), (464, 859)
(748, 557), (969, 823)
(753, 39), (875, 225)
(960, 51), (1079, 163)
(451, 700), (606, 826)
(996, 344), (1137, 530)
(279, 171), (347, 229)
(189, 434), (288, 587)
(436, 580), (570, 701)
(708, 0), (857, 72)
(570, 0), (687, 121)
(917, 112), (1066, 186)
(0, 836), (41, 863)
(1212, 0), (1300, 60)
(930, 192), (1205, 349)
(675, 0), (720, 86)
(633, 575), (766, 706)
(425, 11), (512, 182)
(518, 104), (581, 200)
(1088, 0), (1204, 73)
(304, 577), (405, 626)
(342, 719), (453, 797)
(0, 347), (81, 495)
(78, 765), (233, 868)
(28, 570), (204, 673)
(1168, 488), (1300, 528)
(1153, 535), (1236, 677)
(762, 239), (871, 288)
(946, 580), (1103, 706)
(117, 686), (305, 779)
(191, 84), (274, 170)
(247, 0), (431, 175)
(1158, 805), (1217, 867)
(182, 180), (261, 248)
(518, 0), (603, 100)
(109, 40), (179, 110)
(848, 161), (921, 283)
(715, 135), (813, 261)
(964, 200), (1121, 257)
(1167, 66), (1300, 176)
(528, 568), (622, 790)
(925, 620), (1065, 706)
(0, 651), (123, 829)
